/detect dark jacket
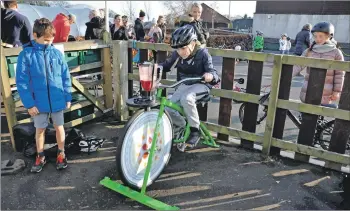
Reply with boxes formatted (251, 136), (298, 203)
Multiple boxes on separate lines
(16, 40), (72, 113)
(110, 25), (128, 40)
(179, 15), (209, 45)
(294, 29), (312, 56)
(160, 48), (220, 88)
(85, 16), (104, 40)
(1, 8), (33, 46)
(134, 18), (145, 41)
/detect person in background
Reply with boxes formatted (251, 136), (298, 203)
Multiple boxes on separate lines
(292, 22), (344, 108)
(279, 33), (288, 54)
(134, 10), (146, 41)
(148, 19), (162, 42)
(122, 15), (135, 39)
(157, 15), (166, 43)
(253, 30), (264, 52)
(190, 3), (209, 46)
(286, 37), (292, 55)
(110, 14), (128, 40)
(16, 18), (72, 173)
(294, 23), (312, 56)
(1, 0), (33, 47)
(178, 15), (205, 46)
(52, 13), (76, 43)
(85, 9), (103, 40)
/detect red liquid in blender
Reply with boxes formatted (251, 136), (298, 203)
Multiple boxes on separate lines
(141, 80), (152, 92)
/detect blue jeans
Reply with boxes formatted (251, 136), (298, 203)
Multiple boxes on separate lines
(280, 50), (287, 54)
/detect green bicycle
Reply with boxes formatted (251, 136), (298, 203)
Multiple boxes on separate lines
(100, 62), (218, 210)
(118, 63), (218, 190)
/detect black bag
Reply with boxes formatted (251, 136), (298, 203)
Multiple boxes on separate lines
(13, 123), (85, 157)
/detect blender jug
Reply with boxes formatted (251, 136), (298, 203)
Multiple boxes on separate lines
(138, 62), (162, 92)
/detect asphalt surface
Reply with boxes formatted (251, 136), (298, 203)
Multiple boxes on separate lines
(1, 57), (348, 210)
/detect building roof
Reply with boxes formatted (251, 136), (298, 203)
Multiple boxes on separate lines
(200, 3), (231, 24)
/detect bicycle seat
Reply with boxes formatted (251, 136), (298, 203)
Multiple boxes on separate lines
(196, 94), (211, 104)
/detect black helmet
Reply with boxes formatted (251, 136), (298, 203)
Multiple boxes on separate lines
(311, 22), (335, 36)
(170, 25), (197, 49)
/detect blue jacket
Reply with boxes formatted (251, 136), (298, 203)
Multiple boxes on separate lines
(160, 48), (220, 88)
(294, 29), (312, 56)
(16, 40), (72, 113)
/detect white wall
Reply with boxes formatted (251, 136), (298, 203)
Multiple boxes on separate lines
(253, 14), (350, 43)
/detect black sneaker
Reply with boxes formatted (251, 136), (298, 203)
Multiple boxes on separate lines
(56, 153), (68, 170)
(31, 155), (46, 173)
(186, 131), (201, 147)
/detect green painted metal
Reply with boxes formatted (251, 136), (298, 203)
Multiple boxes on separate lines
(100, 177), (179, 210)
(262, 55), (282, 155)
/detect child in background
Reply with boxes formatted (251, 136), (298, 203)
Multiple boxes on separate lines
(16, 18), (72, 173)
(253, 30), (264, 52)
(292, 22), (344, 108)
(286, 37), (292, 54)
(279, 33), (288, 54)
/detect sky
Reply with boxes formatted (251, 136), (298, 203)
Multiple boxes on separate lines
(69, 1), (257, 21)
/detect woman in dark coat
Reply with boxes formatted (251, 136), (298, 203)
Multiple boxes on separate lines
(110, 14), (128, 40)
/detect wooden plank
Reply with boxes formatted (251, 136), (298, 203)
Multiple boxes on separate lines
(210, 88), (261, 104)
(0, 47), (17, 151)
(270, 64), (293, 156)
(64, 111), (102, 128)
(241, 60), (263, 149)
(203, 122), (263, 143)
(70, 62), (103, 73)
(3, 40), (108, 57)
(113, 41), (129, 121)
(295, 67), (327, 162)
(82, 79), (104, 88)
(329, 71), (350, 153)
(217, 57), (236, 141)
(277, 99), (350, 121)
(9, 78), (15, 85)
(72, 77), (106, 112)
(282, 55), (350, 73)
(271, 138), (350, 166)
(101, 48), (113, 109)
(262, 55), (282, 155)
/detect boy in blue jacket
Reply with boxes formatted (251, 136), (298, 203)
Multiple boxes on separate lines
(16, 18), (72, 173)
(159, 25), (220, 150)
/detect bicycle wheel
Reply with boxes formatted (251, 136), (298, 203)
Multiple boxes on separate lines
(116, 109), (173, 190)
(239, 103), (268, 125)
(316, 120), (350, 150)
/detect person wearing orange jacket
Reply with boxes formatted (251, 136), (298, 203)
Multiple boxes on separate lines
(52, 13), (76, 43)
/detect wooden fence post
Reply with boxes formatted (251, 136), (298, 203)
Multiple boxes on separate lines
(262, 55), (282, 155)
(156, 51), (167, 97)
(217, 57), (236, 141)
(127, 47), (133, 99)
(0, 47), (18, 151)
(270, 64), (293, 156)
(102, 48), (113, 109)
(113, 41), (129, 121)
(241, 60), (263, 149)
(295, 67), (327, 162)
(329, 72), (350, 152)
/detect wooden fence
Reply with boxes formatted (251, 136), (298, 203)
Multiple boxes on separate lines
(1, 40), (113, 151)
(113, 40), (350, 173)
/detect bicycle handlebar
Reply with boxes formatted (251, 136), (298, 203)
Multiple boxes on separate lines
(158, 77), (203, 89)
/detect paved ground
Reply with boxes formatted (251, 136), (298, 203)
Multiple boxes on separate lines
(1, 118), (346, 210)
(1, 58), (348, 210)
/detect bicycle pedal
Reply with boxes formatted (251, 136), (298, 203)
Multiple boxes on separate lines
(176, 143), (186, 152)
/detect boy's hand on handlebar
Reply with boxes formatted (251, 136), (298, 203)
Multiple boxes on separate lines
(203, 73), (214, 82)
